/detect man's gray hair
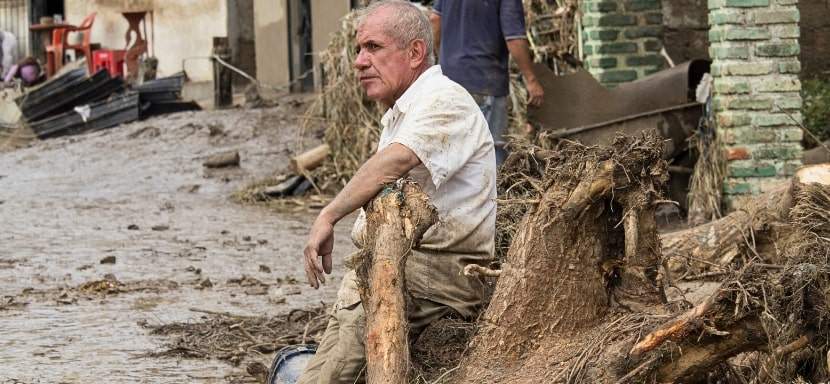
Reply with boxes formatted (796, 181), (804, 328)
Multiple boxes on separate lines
(356, 0), (435, 66)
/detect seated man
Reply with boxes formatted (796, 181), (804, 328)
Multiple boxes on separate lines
(297, 1), (496, 383)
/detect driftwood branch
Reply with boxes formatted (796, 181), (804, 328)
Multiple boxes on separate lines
(357, 181), (437, 384)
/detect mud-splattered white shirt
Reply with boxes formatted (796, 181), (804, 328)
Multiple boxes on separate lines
(350, 65), (496, 317)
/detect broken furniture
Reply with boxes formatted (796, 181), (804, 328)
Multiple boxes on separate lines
(62, 12), (98, 74)
(17, 68), (199, 140)
(123, 11), (151, 82)
(92, 49), (127, 78)
(529, 60), (712, 210)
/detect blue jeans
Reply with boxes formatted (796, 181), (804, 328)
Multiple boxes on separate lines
(473, 94), (509, 165)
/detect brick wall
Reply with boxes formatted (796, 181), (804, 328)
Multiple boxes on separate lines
(582, 0), (666, 86)
(708, 0), (804, 203)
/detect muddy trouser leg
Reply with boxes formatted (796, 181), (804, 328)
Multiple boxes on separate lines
(473, 94), (509, 166)
(297, 273), (454, 384)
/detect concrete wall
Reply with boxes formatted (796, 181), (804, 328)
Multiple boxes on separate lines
(253, 0), (290, 86)
(65, 0), (228, 82)
(254, 0), (350, 89)
(311, 0), (351, 89)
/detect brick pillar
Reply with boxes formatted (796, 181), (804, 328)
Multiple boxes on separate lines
(582, 0), (665, 86)
(709, 0), (804, 206)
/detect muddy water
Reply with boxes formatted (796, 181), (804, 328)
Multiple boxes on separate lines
(0, 105), (353, 383)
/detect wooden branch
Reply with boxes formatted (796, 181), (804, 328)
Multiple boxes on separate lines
(629, 292), (716, 357)
(358, 181), (437, 384)
(291, 144), (330, 173)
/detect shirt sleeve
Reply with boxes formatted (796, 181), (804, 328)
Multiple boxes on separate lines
(433, 0), (442, 14)
(500, 0), (527, 40)
(388, 92), (482, 190)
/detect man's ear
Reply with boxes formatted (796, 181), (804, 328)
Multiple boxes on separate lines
(409, 39), (428, 68)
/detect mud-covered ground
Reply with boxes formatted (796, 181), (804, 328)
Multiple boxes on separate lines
(0, 100), (354, 383)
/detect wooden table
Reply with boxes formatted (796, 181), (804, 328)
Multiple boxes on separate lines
(29, 23), (75, 64)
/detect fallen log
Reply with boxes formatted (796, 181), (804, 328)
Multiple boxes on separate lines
(803, 141), (830, 165)
(291, 144), (330, 173)
(662, 164), (830, 276)
(355, 180), (437, 384)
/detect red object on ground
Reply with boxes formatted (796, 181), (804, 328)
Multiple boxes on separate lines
(92, 49), (126, 78)
(45, 12), (97, 77)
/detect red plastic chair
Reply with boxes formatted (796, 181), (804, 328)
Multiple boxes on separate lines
(45, 12), (97, 77)
(45, 27), (68, 77)
(64, 12), (97, 73)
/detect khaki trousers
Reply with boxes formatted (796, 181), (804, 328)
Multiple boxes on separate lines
(297, 271), (452, 384)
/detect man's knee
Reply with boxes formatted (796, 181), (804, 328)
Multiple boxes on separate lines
(298, 303), (366, 384)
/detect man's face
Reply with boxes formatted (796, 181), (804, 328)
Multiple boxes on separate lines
(354, 9), (416, 107)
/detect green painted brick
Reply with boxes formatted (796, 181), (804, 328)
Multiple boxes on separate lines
(724, 27), (771, 41)
(584, 45), (594, 55)
(752, 9), (799, 24)
(777, 127), (803, 142)
(770, 25), (800, 38)
(588, 57), (619, 69)
(728, 161), (777, 177)
(773, 94), (803, 110)
(623, 26), (662, 39)
(712, 62), (773, 76)
(596, 14), (639, 27)
(625, 0), (661, 11)
(750, 144), (803, 160)
(643, 39), (662, 52)
(755, 77), (801, 92)
(725, 0), (769, 7)
(710, 45), (750, 59)
(597, 70), (639, 83)
(644, 12), (663, 25)
(709, 0), (726, 9)
(626, 55), (664, 67)
(710, 9), (744, 25)
(584, 1), (618, 12)
(776, 0), (798, 4)
(715, 96), (773, 110)
(714, 78), (751, 94)
(596, 42), (639, 54)
(720, 126), (777, 143)
(716, 111), (752, 127)
(755, 42), (800, 57)
(752, 113), (795, 126)
(778, 61), (801, 74)
(585, 29), (621, 41)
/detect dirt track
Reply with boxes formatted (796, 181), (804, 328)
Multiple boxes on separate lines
(0, 102), (353, 383)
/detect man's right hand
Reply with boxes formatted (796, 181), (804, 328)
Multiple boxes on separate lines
(303, 215), (335, 289)
(526, 77), (545, 107)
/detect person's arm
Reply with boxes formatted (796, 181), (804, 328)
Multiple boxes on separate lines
(506, 39), (544, 107)
(303, 143), (421, 288)
(429, 12), (441, 57)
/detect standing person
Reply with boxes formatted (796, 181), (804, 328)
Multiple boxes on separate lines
(297, 1), (496, 383)
(430, 0), (544, 165)
(0, 31), (18, 81)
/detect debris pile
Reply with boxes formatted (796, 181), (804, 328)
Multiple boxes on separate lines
(18, 68), (199, 139)
(141, 306), (328, 367)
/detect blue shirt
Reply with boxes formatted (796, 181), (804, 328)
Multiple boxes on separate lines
(433, 0), (527, 97)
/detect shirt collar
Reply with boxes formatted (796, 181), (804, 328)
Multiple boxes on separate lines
(393, 65), (442, 114)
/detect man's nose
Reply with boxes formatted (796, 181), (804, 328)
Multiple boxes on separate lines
(354, 49), (370, 70)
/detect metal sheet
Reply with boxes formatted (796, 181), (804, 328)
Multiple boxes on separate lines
(529, 60), (711, 132)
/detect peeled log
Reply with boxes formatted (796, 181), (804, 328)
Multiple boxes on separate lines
(291, 144), (330, 173)
(662, 164), (830, 276)
(356, 181), (437, 384)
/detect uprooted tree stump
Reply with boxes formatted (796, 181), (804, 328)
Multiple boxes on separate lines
(450, 137), (830, 383)
(354, 180), (437, 384)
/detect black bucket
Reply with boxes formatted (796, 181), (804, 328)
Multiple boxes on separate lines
(266, 344), (318, 384)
